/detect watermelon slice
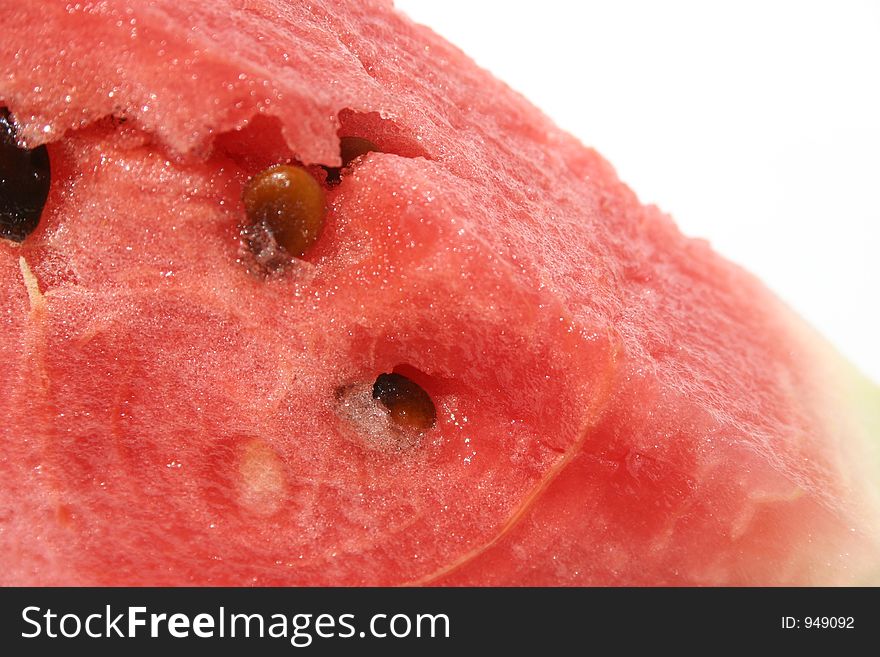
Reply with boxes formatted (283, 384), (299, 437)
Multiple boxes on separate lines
(1, 0), (878, 586)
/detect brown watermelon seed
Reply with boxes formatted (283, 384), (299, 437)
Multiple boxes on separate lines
(1, 107), (50, 243)
(324, 136), (378, 185)
(372, 372), (437, 431)
(242, 164), (326, 258)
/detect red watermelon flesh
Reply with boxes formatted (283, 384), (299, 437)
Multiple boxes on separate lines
(1, 0), (879, 586)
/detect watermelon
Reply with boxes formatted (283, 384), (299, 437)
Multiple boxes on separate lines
(1, 0), (878, 586)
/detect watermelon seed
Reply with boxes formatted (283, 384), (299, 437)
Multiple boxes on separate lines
(242, 164), (326, 260)
(324, 136), (378, 185)
(1, 107), (51, 243)
(238, 438), (286, 516)
(372, 372), (436, 431)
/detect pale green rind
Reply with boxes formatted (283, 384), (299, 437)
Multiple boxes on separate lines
(831, 358), (880, 585)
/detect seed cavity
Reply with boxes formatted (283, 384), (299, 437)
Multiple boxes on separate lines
(241, 164), (326, 265)
(324, 136), (379, 185)
(372, 372), (436, 431)
(335, 370), (436, 453)
(1, 107), (51, 243)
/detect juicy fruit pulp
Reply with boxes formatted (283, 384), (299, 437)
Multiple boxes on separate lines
(1, 0), (879, 586)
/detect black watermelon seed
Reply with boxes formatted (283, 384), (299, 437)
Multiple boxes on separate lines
(1, 108), (51, 243)
(324, 136), (378, 185)
(372, 372), (436, 431)
(242, 164), (326, 259)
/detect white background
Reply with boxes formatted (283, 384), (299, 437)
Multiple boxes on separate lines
(396, 0), (880, 383)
